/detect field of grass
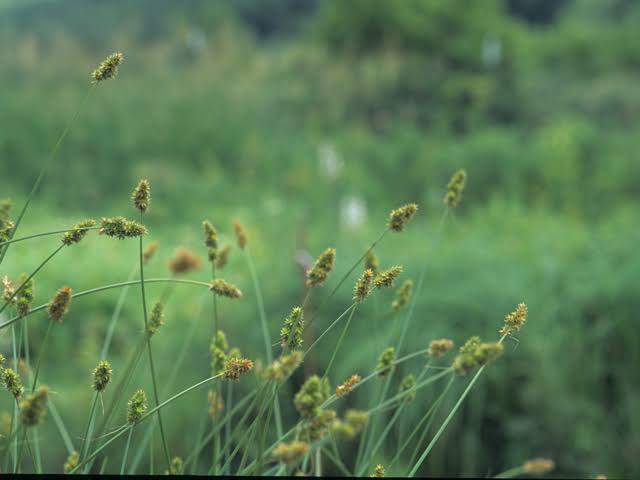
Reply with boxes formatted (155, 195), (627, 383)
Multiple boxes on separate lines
(1, 1), (639, 477)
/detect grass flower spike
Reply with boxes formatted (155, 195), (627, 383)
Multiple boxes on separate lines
(210, 279), (242, 299)
(353, 269), (374, 303)
(92, 360), (113, 392)
(223, 357), (254, 379)
(336, 374), (360, 397)
(48, 286), (73, 322)
(127, 389), (148, 424)
(372, 464), (386, 477)
(365, 250), (379, 274)
(500, 302), (528, 337)
(169, 247), (202, 274)
(374, 266), (403, 289)
(280, 306), (304, 349)
(92, 52), (124, 83)
(399, 373), (417, 402)
(443, 169), (467, 208)
(15, 274), (35, 317)
(61, 219), (96, 246)
(63, 451), (79, 474)
(453, 336), (503, 375)
(2, 367), (24, 398)
(377, 346), (396, 377)
(391, 279), (413, 311)
(99, 217), (147, 239)
(388, 203), (418, 232)
(20, 386), (49, 426)
(264, 351), (303, 381)
(294, 375), (330, 418)
(427, 338), (454, 358)
(0, 199), (13, 242)
(142, 241), (159, 264)
(147, 301), (164, 335)
(233, 220), (248, 249)
(306, 247), (336, 287)
(272, 441), (309, 465)
(131, 178), (151, 213)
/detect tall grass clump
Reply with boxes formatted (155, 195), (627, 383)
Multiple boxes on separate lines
(0, 52), (567, 478)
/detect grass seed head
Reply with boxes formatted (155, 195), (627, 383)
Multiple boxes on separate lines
(374, 266), (403, 289)
(63, 450), (79, 474)
(207, 390), (224, 419)
(294, 375), (330, 418)
(280, 306), (304, 350)
(336, 374), (360, 397)
(399, 373), (417, 402)
(202, 220), (218, 251)
(453, 336), (504, 375)
(300, 408), (336, 441)
(92, 360), (113, 392)
(372, 464), (386, 477)
(209, 279), (242, 299)
(233, 220), (248, 249)
(2, 368), (24, 398)
(169, 247), (202, 274)
(131, 178), (151, 213)
(47, 286), (73, 322)
(377, 347), (396, 378)
(62, 219), (97, 246)
(215, 244), (232, 270)
(306, 247), (336, 287)
(364, 250), (379, 274)
(500, 302), (528, 337)
(167, 457), (184, 475)
(345, 409), (368, 431)
(0, 200), (13, 242)
(388, 203), (418, 232)
(15, 274), (35, 317)
(272, 441), (309, 465)
(443, 169), (467, 208)
(20, 386), (49, 427)
(147, 301), (164, 336)
(91, 52), (124, 83)
(143, 241), (159, 264)
(353, 269), (374, 303)
(99, 217), (147, 239)
(127, 389), (147, 424)
(264, 351), (303, 382)
(391, 279), (413, 312)
(428, 338), (455, 359)
(223, 357), (254, 380)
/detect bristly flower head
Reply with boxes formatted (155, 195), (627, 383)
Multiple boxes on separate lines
(210, 330), (228, 375)
(264, 351), (303, 382)
(523, 458), (555, 475)
(167, 457), (184, 475)
(2, 367), (24, 398)
(306, 247), (336, 287)
(372, 464), (386, 477)
(499, 302), (528, 337)
(91, 52), (124, 83)
(2, 276), (14, 304)
(92, 360), (113, 392)
(223, 357), (254, 380)
(272, 441), (309, 465)
(15, 274), (35, 317)
(143, 241), (159, 264)
(300, 408), (336, 441)
(388, 203), (418, 232)
(147, 301), (164, 335)
(169, 247), (202, 274)
(215, 244), (232, 270)
(99, 217), (147, 239)
(391, 279), (413, 312)
(131, 179), (151, 213)
(377, 347), (396, 378)
(374, 266), (403, 289)
(0, 199), (13, 242)
(233, 220), (248, 250)
(127, 389), (147, 424)
(294, 375), (330, 418)
(453, 336), (504, 375)
(427, 338), (454, 359)
(336, 374), (360, 397)
(443, 169), (467, 208)
(62, 219), (97, 246)
(203, 220), (218, 250)
(345, 409), (368, 431)
(48, 286), (72, 322)
(399, 374), (416, 402)
(20, 386), (49, 427)
(210, 279), (242, 299)
(364, 250), (379, 274)
(280, 306), (304, 349)
(63, 450), (79, 474)
(353, 269), (374, 303)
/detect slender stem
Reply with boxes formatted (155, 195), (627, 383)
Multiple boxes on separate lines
(0, 278), (211, 330)
(210, 262), (220, 474)
(120, 426), (135, 475)
(0, 85), (94, 266)
(0, 226), (102, 248)
(303, 303), (356, 358)
(100, 263), (138, 359)
(0, 244), (65, 315)
(47, 399), (75, 455)
(30, 319), (54, 392)
(80, 392), (99, 465)
(322, 304), (357, 381)
(15, 429), (27, 473)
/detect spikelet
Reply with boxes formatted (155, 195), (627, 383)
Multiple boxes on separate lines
(62, 219), (97, 246)
(280, 306), (304, 349)
(453, 337), (503, 375)
(388, 203), (418, 232)
(63, 450), (79, 474)
(169, 247), (202, 274)
(0, 353), (4, 369)
(147, 301), (164, 335)
(272, 441), (309, 465)
(20, 386), (49, 426)
(210, 279), (242, 299)
(15, 274), (35, 317)
(306, 247), (336, 287)
(2, 367), (24, 398)
(522, 458), (555, 475)
(336, 374), (360, 397)
(91, 52), (124, 83)
(377, 347), (396, 378)
(99, 217), (147, 239)
(223, 357), (254, 380)
(131, 179), (151, 213)
(207, 390), (224, 419)
(143, 241), (159, 264)
(203, 220), (218, 264)
(345, 409), (368, 431)
(0, 199), (13, 242)
(353, 269), (374, 303)
(294, 375), (330, 418)
(127, 389), (147, 424)
(233, 220), (248, 250)
(427, 338), (454, 359)
(2, 276), (15, 304)
(374, 266), (403, 289)
(443, 169), (467, 208)
(329, 419), (356, 440)
(48, 286), (72, 322)
(364, 250), (379, 274)
(499, 302), (528, 337)
(300, 409), (336, 441)
(372, 464), (386, 477)
(92, 360), (113, 392)
(399, 374), (416, 402)
(264, 351), (303, 381)
(210, 331), (228, 375)
(167, 457), (184, 475)
(215, 244), (232, 270)
(391, 279), (413, 311)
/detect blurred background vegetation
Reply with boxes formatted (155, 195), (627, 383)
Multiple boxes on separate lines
(1, 0), (639, 477)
